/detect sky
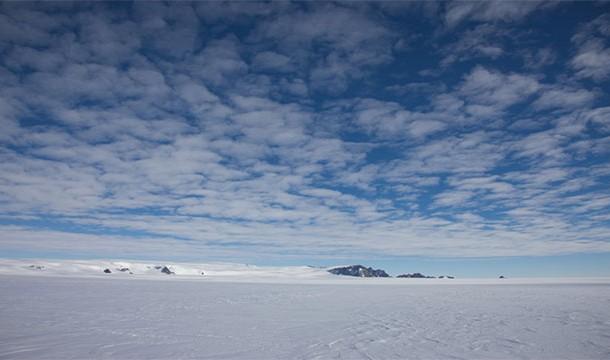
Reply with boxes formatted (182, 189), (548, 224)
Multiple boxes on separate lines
(1, 1), (610, 277)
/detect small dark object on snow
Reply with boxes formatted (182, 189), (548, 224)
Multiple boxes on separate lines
(201, 272), (205, 276)
(328, 265), (390, 278)
(28, 265), (45, 271)
(499, 275), (505, 279)
(160, 266), (174, 275)
(447, 276), (455, 279)
(117, 267), (130, 272)
(103, 268), (112, 274)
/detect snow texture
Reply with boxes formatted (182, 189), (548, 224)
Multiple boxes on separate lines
(0, 260), (609, 359)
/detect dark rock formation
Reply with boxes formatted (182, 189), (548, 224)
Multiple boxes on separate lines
(103, 268), (112, 274)
(396, 273), (435, 279)
(28, 265), (44, 271)
(328, 265), (390, 278)
(499, 275), (505, 279)
(160, 266), (174, 275)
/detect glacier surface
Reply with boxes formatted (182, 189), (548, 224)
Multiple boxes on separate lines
(0, 260), (609, 359)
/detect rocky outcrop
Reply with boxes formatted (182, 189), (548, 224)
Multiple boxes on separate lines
(116, 267), (133, 274)
(328, 265), (390, 278)
(160, 266), (174, 275)
(103, 268), (112, 274)
(396, 273), (435, 279)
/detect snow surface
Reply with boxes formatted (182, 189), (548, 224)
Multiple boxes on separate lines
(1, 260), (610, 359)
(0, 259), (334, 282)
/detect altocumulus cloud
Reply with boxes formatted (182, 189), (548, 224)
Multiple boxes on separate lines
(0, 1), (609, 260)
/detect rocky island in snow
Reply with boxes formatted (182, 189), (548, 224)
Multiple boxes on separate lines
(328, 265), (390, 277)
(397, 272), (436, 278)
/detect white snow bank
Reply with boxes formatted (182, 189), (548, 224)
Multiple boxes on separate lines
(0, 258), (333, 282)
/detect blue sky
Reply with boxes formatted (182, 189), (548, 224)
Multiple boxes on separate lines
(1, 1), (610, 277)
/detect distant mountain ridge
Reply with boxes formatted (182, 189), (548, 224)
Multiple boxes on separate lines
(3, 260), (605, 284)
(328, 265), (455, 279)
(397, 272), (435, 279)
(2, 259), (461, 280)
(328, 265), (390, 277)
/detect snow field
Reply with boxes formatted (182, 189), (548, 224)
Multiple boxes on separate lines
(1, 275), (609, 359)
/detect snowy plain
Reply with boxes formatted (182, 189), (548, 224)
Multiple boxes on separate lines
(1, 260), (610, 359)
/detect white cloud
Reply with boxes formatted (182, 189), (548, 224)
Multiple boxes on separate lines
(572, 40), (610, 81)
(533, 86), (597, 110)
(583, 106), (610, 133)
(433, 190), (475, 207)
(251, 51), (294, 72)
(0, 2), (608, 261)
(444, 1), (552, 28)
(251, 3), (395, 93)
(522, 47), (556, 69)
(571, 14), (610, 81)
(458, 66), (541, 116)
(348, 98), (448, 140)
(441, 24), (508, 66)
(388, 131), (507, 175)
(190, 37), (249, 86)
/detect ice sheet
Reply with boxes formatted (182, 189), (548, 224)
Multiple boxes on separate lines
(1, 273), (609, 359)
